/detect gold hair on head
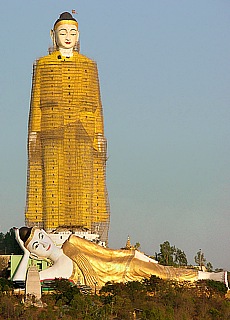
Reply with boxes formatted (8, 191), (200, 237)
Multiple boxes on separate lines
(54, 20), (78, 30)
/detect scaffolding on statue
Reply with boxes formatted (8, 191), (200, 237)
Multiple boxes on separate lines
(25, 52), (110, 244)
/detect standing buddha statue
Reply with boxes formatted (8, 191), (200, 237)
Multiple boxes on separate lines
(25, 12), (110, 243)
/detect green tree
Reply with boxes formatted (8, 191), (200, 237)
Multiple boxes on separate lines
(0, 278), (14, 293)
(0, 233), (5, 254)
(1, 228), (23, 255)
(134, 242), (141, 250)
(143, 275), (167, 294)
(53, 278), (80, 304)
(0, 256), (10, 278)
(156, 241), (174, 266)
(174, 248), (188, 267)
(156, 241), (187, 267)
(125, 280), (146, 302)
(206, 261), (213, 272)
(194, 249), (206, 270)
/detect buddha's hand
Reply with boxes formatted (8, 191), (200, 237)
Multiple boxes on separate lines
(14, 228), (30, 256)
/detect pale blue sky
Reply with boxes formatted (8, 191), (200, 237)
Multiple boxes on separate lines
(0, 0), (230, 269)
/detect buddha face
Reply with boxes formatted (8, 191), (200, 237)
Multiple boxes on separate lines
(55, 24), (79, 49)
(27, 229), (54, 258)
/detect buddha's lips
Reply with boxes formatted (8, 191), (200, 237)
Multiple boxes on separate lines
(46, 244), (51, 251)
(65, 41), (71, 44)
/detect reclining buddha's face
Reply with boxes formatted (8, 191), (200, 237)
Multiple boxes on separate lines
(55, 23), (79, 50)
(27, 228), (54, 258)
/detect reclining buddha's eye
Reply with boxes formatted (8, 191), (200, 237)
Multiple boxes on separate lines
(39, 232), (44, 240)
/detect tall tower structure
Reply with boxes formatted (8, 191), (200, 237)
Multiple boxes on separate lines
(25, 12), (110, 243)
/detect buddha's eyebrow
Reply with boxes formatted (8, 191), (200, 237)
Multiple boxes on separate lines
(32, 241), (39, 249)
(38, 232), (43, 239)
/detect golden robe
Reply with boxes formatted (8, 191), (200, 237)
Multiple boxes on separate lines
(62, 235), (198, 288)
(25, 51), (109, 241)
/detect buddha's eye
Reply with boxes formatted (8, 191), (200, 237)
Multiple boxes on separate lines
(39, 233), (44, 240)
(59, 30), (67, 36)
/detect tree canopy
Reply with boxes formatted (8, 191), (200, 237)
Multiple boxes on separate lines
(0, 228), (22, 255)
(156, 241), (188, 267)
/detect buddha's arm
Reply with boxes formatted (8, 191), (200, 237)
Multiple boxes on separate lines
(26, 60), (43, 206)
(28, 60), (41, 150)
(12, 253), (30, 282)
(94, 63), (104, 135)
(92, 63), (107, 152)
(12, 229), (30, 281)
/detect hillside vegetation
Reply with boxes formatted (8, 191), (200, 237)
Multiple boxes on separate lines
(0, 276), (229, 319)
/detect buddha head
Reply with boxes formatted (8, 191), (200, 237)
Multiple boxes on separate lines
(19, 226), (55, 259)
(51, 12), (79, 53)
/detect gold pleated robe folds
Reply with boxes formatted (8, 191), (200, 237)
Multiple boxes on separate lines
(62, 235), (198, 288)
(26, 51), (110, 242)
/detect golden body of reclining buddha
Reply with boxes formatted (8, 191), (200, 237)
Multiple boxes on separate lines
(63, 234), (200, 288)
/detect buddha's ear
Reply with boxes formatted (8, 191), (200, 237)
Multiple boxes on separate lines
(50, 29), (56, 46)
(76, 30), (80, 43)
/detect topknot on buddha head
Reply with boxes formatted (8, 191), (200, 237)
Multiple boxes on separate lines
(54, 12), (78, 30)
